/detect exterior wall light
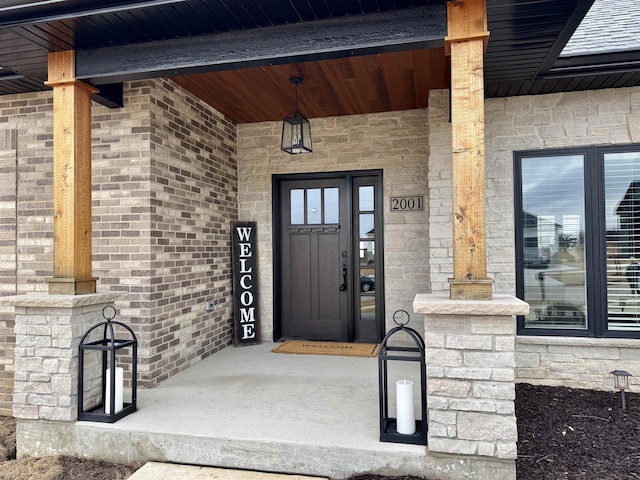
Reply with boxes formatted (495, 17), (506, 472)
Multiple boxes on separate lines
(611, 370), (632, 410)
(281, 77), (312, 154)
(78, 306), (138, 423)
(378, 310), (427, 445)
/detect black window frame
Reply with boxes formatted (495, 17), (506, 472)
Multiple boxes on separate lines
(514, 143), (640, 339)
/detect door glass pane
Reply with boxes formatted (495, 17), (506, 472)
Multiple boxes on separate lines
(324, 188), (339, 224)
(605, 151), (640, 331)
(520, 155), (588, 329)
(360, 240), (375, 268)
(307, 188), (322, 224)
(359, 213), (375, 239)
(360, 292), (375, 320)
(359, 270), (375, 293)
(359, 186), (374, 211)
(290, 189), (304, 225)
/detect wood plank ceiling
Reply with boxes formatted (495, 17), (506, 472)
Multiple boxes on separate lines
(172, 48), (449, 123)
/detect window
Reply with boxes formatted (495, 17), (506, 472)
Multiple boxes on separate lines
(289, 187), (340, 225)
(515, 145), (640, 338)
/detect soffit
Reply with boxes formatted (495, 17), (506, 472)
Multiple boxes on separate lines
(0, 0), (638, 118)
(484, 0), (640, 97)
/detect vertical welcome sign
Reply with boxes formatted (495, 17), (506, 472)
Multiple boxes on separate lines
(232, 222), (260, 345)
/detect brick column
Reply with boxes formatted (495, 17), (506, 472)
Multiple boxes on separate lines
(0, 293), (120, 421)
(413, 294), (529, 480)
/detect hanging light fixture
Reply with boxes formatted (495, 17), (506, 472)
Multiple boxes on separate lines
(281, 76), (312, 154)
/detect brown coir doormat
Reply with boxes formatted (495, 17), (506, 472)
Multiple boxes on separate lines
(272, 340), (379, 357)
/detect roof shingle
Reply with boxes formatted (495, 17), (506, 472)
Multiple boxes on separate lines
(562, 0), (640, 56)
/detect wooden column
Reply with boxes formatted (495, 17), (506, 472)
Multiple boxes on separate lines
(45, 51), (98, 295)
(445, 0), (493, 300)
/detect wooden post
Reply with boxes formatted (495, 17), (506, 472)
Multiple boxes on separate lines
(45, 51), (98, 295)
(445, 0), (493, 300)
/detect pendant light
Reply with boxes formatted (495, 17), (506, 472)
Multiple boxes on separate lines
(281, 77), (312, 154)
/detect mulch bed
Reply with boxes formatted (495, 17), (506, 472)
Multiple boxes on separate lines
(0, 384), (638, 479)
(515, 383), (640, 480)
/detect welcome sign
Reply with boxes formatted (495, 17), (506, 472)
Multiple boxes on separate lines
(232, 222), (260, 345)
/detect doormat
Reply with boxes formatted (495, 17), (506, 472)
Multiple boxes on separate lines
(272, 340), (379, 358)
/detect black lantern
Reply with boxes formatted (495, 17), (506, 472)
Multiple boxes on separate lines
(378, 310), (427, 445)
(78, 306), (137, 423)
(281, 77), (312, 154)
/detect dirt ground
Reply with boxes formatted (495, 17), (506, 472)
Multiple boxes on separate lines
(0, 416), (138, 480)
(515, 383), (640, 480)
(0, 384), (637, 480)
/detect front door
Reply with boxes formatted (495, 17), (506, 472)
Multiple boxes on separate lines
(275, 172), (383, 342)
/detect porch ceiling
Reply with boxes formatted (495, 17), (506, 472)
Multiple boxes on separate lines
(171, 48), (449, 123)
(0, 0), (638, 122)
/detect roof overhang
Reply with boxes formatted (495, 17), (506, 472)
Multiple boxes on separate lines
(0, 0), (638, 120)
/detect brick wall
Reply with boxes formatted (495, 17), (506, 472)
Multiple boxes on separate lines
(0, 79), (238, 412)
(428, 86), (640, 391)
(0, 93), (53, 415)
(0, 128), (17, 415)
(146, 79), (237, 385)
(91, 81), (154, 389)
(237, 110), (430, 341)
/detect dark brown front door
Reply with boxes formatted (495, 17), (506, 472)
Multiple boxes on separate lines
(276, 172), (383, 342)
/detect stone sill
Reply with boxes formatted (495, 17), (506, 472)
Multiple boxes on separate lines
(413, 293), (529, 316)
(517, 335), (640, 349)
(0, 293), (122, 308)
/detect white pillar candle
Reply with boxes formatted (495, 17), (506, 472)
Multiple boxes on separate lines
(396, 379), (416, 435)
(105, 367), (124, 414)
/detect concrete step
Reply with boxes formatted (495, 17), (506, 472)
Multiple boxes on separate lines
(128, 462), (329, 480)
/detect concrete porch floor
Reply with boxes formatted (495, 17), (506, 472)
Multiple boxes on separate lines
(17, 343), (514, 480)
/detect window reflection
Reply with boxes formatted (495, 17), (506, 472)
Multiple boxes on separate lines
(359, 240), (375, 268)
(324, 188), (339, 224)
(290, 189), (304, 225)
(307, 189), (322, 224)
(521, 155), (588, 329)
(359, 186), (374, 211)
(605, 152), (640, 331)
(359, 214), (374, 239)
(291, 187), (342, 226)
(360, 293), (375, 322)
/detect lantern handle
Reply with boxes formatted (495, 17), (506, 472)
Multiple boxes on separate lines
(102, 305), (116, 321)
(393, 309), (410, 327)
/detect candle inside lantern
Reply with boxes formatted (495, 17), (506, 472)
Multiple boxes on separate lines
(396, 379), (416, 435)
(105, 367), (124, 414)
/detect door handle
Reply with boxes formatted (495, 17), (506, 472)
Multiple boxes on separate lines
(340, 265), (348, 291)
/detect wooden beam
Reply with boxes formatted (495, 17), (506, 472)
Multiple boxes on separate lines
(446, 0), (493, 300)
(45, 50), (98, 295)
(75, 5), (446, 85)
(91, 83), (124, 109)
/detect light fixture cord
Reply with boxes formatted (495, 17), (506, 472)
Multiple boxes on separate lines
(295, 82), (299, 113)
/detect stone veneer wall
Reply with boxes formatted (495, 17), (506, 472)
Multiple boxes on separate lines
(237, 110), (430, 341)
(0, 79), (237, 412)
(428, 86), (640, 392)
(516, 337), (640, 391)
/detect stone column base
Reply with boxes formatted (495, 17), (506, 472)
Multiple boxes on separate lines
(0, 293), (121, 421)
(413, 293), (529, 478)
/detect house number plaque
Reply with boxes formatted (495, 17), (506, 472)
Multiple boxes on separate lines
(390, 196), (424, 211)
